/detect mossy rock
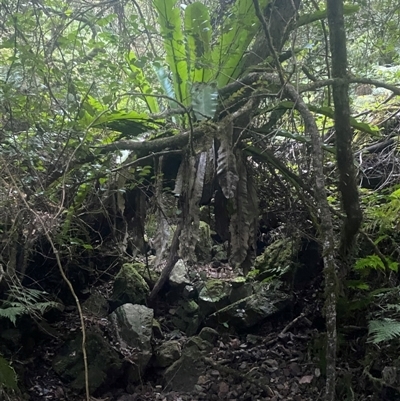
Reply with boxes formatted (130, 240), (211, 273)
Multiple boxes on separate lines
(82, 291), (109, 318)
(198, 279), (230, 317)
(112, 263), (150, 305)
(154, 341), (182, 368)
(52, 329), (123, 392)
(253, 237), (300, 280)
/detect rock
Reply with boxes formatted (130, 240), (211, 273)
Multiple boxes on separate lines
(198, 327), (219, 345)
(163, 345), (207, 392)
(185, 335), (214, 352)
(171, 299), (202, 335)
(152, 318), (164, 339)
(109, 304), (154, 382)
(183, 285), (197, 299)
(112, 263), (150, 306)
(169, 259), (191, 288)
(229, 277), (253, 303)
(82, 291), (109, 318)
(207, 283), (291, 330)
(172, 314), (201, 336)
(1, 329), (22, 351)
(154, 341), (182, 368)
(53, 329), (123, 392)
(198, 279), (231, 317)
(180, 299), (199, 315)
(254, 237), (300, 280)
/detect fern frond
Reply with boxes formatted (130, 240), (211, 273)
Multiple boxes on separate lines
(0, 306), (27, 325)
(0, 285), (63, 325)
(368, 318), (400, 343)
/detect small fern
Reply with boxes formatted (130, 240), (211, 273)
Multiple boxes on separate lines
(355, 254), (398, 272)
(0, 286), (63, 325)
(368, 318), (400, 344)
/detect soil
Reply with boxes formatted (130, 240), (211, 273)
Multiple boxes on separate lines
(3, 266), (376, 401)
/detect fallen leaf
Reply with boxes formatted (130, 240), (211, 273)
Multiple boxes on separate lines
(298, 375), (314, 384)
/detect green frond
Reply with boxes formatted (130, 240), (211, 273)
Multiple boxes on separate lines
(126, 51), (159, 114)
(154, 0), (189, 105)
(184, 2), (212, 83)
(191, 82), (218, 121)
(0, 286), (63, 325)
(211, 0), (270, 88)
(368, 318), (400, 344)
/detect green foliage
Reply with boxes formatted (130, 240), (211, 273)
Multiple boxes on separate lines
(364, 187), (400, 233)
(368, 318), (400, 344)
(355, 254), (398, 272)
(191, 82), (219, 121)
(212, 0), (270, 87)
(126, 51), (160, 114)
(154, 0), (189, 105)
(0, 355), (18, 391)
(184, 2), (213, 84)
(0, 286), (63, 325)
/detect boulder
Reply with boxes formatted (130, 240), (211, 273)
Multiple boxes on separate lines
(254, 237), (299, 280)
(198, 327), (219, 346)
(169, 259), (190, 288)
(112, 263), (150, 306)
(163, 347), (207, 392)
(229, 277), (253, 303)
(198, 279), (231, 317)
(82, 291), (109, 318)
(53, 329), (123, 392)
(109, 304), (154, 382)
(154, 341), (182, 368)
(207, 283), (291, 330)
(171, 299), (201, 336)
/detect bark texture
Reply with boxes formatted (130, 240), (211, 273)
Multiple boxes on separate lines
(327, 0), (362, 259)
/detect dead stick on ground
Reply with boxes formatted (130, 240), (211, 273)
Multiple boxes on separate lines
(264, 313), (306, 347)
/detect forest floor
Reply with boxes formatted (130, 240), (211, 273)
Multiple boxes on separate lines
(19, 276), (339, 401)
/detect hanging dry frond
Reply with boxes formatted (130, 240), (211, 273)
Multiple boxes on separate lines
(217, 119), (239, 199)
(153, 156), (171, 266)
(179, 151), (209, 261)
(229, 152), (258, 270)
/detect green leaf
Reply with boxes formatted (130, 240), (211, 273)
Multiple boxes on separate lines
(191, 82), (218, 120)
(81, 96), (160, 135)
(355, 254), (398, 272)
(346, 280), (370, 290)
(126, 51), (159, 114)
(355, 254), (384, 270)
(211, 0), (270, 87)
(154, 0), (189, 105)
(153, 65), (177, 104)
(184, 2), (212, 83)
